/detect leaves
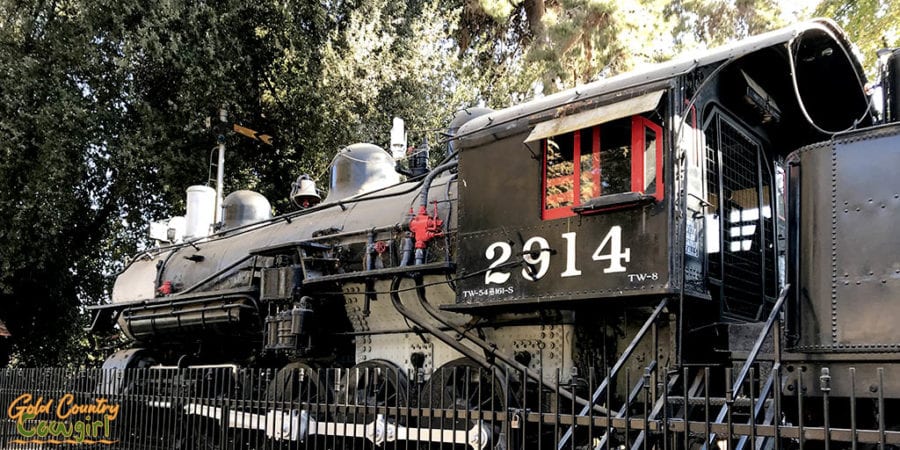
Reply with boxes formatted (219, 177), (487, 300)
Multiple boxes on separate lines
(0, 0), (477, 366)
(815, 0), (900, 78)
(0, 0), (284, 366)
(459, 0), (787, 93)
(3, 0), (893, 367)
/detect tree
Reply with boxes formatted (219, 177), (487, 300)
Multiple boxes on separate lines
(0, 0), (118, 365)
(815, 0), (900, 78)
(1, 0), (804, 366)
(459, 0), (786, 93)
(0, 0), (299, 365)
(0, 0), (475, 365)
(667, 0), (785, 49)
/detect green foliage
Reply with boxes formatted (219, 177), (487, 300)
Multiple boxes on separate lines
(0, 0), (484, 366)
(460, 0), (787, 93)
(815, 0), (900, 78)
(667, 0), (785, 48)
(0, 0), (296, 366)
(3, 0), (895, 367)
(0, 0), (113, 366)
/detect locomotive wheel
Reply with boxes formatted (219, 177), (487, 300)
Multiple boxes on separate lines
(266, 362), (330, 414)
(421, 358), (507, 447)
(338, 360), (409, 424)
(339, 360), (409, 407)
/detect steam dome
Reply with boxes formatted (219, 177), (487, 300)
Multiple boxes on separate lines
(324, 143), (400, 203)
(222, 190), (271, 230)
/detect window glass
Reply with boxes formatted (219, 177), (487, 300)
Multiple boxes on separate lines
(545, 133), (575, 210)
(579, 127), (599, 202)
(644, 127), (658, 194)
(599, 119), (631, 195)
(542, 116), (661, 220)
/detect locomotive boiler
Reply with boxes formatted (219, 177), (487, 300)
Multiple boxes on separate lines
(86, 18), (900, 449)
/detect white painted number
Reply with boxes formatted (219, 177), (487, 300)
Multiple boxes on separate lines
(592, 226), (631, 273)
(560, 232), (582, 277)
(521, 237), (550, 281)
(480, 227), (633, 287)
(485, 241), (512, 284)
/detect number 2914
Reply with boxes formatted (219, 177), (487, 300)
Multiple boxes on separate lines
(483, 226), (631, 285)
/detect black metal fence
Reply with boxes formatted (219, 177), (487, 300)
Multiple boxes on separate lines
(1, 363), (898, 450)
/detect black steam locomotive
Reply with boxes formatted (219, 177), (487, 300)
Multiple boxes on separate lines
(88, 18), (900, 448)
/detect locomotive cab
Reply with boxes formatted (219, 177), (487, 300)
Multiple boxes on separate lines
(454, 90), (671, 307)
(451, 19), (871, 371)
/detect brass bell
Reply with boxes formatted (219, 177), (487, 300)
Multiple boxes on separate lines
(291, 174), (321, 209)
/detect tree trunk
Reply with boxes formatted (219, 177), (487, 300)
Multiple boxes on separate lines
(0, 339), (9, 368)
(524, 0), (545, 40)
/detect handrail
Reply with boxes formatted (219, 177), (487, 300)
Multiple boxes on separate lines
(704, 284), (790, 448)
(557, 298), (669, 450)
(734, 365), (779, 450)
(181, 254), (255, 294)
(412, 275), (607, 415)
(594, 360), (657, 450)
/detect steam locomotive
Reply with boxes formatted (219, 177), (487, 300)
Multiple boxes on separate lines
(88, 18), (900, 448)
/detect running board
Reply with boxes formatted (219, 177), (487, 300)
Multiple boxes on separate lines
(184, 404), (490, 450)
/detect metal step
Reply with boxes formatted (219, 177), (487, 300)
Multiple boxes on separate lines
(666, 395), (772, 408)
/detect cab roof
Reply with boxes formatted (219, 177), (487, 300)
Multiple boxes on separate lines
(455, 19), (867, 148)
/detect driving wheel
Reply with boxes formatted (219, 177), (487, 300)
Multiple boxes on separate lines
(420, 358), (507, 448)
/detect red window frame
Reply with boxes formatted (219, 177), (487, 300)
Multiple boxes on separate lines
(541, 116), (664, 220)
(631, 116), (664, 200)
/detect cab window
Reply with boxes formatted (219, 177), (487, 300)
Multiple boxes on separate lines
(542, 116), (663, 220)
